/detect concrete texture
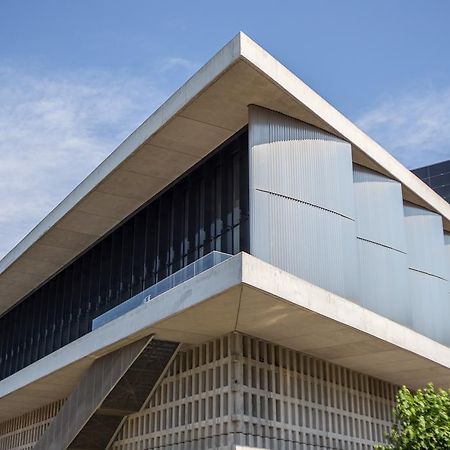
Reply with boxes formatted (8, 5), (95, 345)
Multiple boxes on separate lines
(2, 253), (450, 422)
(1, 32), (450, 319)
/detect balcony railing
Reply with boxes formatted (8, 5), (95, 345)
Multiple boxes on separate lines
(92, 251), (232, 330)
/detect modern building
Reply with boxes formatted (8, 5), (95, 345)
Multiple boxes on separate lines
(413, 159), (450, 204)
(1, 33), (450, 450)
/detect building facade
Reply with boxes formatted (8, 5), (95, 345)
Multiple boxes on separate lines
(1, 33), (450, 450)
(413, 159), (450, 204)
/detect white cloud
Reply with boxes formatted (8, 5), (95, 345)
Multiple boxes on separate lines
(0, 60), (195, 259)
(160, 57), (199, 72)
(356, 86), (450, 169)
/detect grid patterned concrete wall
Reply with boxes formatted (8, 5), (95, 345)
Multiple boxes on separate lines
(112, 334), (395, 450)
(0, 399), (63, 450)
(111, 334), (237, 450)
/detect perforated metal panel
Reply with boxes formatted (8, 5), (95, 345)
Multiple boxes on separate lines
(111, 334), (396, 450)
(249, 106), (359, 301)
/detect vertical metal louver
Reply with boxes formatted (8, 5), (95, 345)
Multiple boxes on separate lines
(0, 128), (250, 381)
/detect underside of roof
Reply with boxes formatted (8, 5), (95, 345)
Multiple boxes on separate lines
(1, 32), (449, 317)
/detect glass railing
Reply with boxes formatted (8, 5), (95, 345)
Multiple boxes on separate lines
(92, 251), (232, 330)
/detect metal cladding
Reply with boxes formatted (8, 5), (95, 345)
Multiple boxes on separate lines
(404, 203), (447, 279)
(404, 203), (449, 344)
(249, 105), (450, 345)
(445, 233), (450, 290)
(353, 166), (410, 325)
(249, 105), (359, 300)
(356, 239), (410, 325)
(353, 166), (407, 252)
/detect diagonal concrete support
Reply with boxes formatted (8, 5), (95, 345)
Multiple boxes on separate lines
(33, 336), (153, 450)
(33, 336), (179, 450)
(105, 341), (182, 449)
(71, 339), (180, 450)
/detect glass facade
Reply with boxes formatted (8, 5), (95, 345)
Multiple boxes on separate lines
(413, 159), (450, 203)
(0, 128), (249, 380)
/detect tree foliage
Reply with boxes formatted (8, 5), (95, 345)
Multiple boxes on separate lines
(376, 383), (450, 450)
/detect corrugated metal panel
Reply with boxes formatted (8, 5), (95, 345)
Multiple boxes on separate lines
(252, 189), (359, 301)
(409, 269), (450, 345)
(357, 239), (410, 326)
(249, 105), (355, 219)
(249, 106), (359, 300)
(445, 233), (450, 289)
(404, 203), (447, 280)
(353, 165), (407, 252)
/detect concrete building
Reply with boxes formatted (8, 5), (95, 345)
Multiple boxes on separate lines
(1, 33), (450, 450)
(413, 159), (450, 204)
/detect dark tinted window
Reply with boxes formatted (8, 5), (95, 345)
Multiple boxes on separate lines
(0, 128), (249, 380)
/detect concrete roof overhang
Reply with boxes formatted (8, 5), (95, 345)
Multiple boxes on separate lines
(1, 32), (450, 316)
(1, 253), (450, 421)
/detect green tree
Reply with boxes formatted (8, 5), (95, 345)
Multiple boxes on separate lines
(376, 383), (450, 449)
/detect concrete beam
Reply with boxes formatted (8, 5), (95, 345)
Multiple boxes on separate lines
(2, 253), (450, 422)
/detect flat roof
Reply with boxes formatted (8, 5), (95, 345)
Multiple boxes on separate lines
(1, 32), (450, 317)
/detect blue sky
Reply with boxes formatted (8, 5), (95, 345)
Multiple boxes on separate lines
(1, 0), (450, 258)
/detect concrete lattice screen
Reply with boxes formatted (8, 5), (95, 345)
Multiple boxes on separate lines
(0, 400), (63, 449)
(0, 333), (396, 450)
(113, 333), (395, 450)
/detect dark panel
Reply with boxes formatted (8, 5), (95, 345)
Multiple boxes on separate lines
(414, 159), (450, 203)
(0, 128), (249, 380)
(68, 415), (123, 450)
(429, 159), (450, 177)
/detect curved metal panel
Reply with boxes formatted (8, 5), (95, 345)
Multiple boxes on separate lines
(353, 165), (407, 252)
(445, 233), (450, 288)
(404, 203), (447, 279)
(409, 269), (450, 345)
(353, 165), (410, 326)
(357, 239), (410, 326)
(403, 204), (449, 345)
(251, 188), (359, 301)
(249, 106), (359, 300)
(249, 105), (355, 219)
